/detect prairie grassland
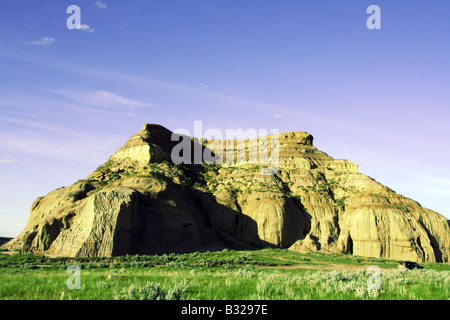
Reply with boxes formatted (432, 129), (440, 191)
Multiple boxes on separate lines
(0, 248), (449, 300)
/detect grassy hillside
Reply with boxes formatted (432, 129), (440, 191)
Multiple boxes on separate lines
(0, 248), (449, 300)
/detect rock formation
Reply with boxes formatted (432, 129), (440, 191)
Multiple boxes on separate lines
(4, 124), (450, 262)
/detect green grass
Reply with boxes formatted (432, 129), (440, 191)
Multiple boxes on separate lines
(389, 203), (411, 213)
(0, 249), (449, 300)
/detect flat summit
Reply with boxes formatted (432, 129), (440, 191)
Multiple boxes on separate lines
(4, 124), (450, 262)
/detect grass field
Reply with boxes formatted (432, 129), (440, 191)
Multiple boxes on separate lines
(0, 248), (449, 300)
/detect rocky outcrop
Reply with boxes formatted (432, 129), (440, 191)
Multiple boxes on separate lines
(4, 124), (450, 262)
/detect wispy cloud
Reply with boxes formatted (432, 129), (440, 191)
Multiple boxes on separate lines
(93, 1), (107, 9)
(0, 159), (15, 164)
(52, 88), (153, 108)
(0, 51), (353, 131)
(425, 188), (450, 198)
(274, 114), (284, 119)
(0, 90), (137, 129)
(198, 82), (209, 89)
(400, 170), (450, 199)
(0, 134), (112, 164)
(80, 24), (95, 33)
(25, 37), (55, 46)
(0, 52), (287, 116)
(0, 116), (85, 138)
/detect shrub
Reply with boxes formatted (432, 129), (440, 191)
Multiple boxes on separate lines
(193, 182), (202, 188)
(114, 281), (189, 300)
(83, 263), (94, 270)
(335, 197), (346, 208)
(97, 262), (110, 268)
(255, 276), (284, 297)
(235, 268), (258, 278)
(390, 203), (410, 213)
(166, 261), (189, 268)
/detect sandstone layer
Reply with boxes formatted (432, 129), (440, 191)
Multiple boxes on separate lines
(4, 124), (450, 262)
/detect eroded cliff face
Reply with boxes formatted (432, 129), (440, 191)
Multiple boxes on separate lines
(5, 124), (450, 261)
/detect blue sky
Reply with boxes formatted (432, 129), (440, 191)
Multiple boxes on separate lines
(0, 0), (449, 237)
